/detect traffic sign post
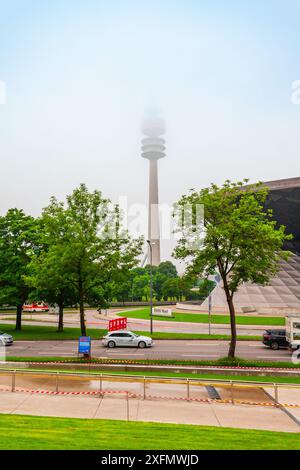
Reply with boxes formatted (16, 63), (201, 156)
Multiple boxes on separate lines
(78, 336), (92, 359)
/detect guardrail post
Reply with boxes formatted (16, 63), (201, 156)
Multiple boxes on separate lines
(100, 374), (103, 397)
(126, 392), (130, 422)
(230, 381), (234, 405)
(274, 384), (279, 407)
(55, 372), (59, 393)
(11, 370), (16, 392)
(187, 379), (190, 402)
(143, 376), (146, 400)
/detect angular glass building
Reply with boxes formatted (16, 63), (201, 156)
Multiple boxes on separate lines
(264, 177), (300, 256)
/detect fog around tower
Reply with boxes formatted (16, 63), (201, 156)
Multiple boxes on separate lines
(0, 1), (300, 269)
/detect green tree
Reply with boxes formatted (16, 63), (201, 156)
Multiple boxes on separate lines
(40, 184), (142, 335)
(174, 180), (291, 358)
(152, 261), (178, 301)
(114, 276), (132, 304)
(0, 209), (38, 330)
(26, 247), (76, 332)
(158, 261), (178, 278)
(144, 264), (158, 276)
(153, 272), (168, 301)
(198, 278), (215, 299)
(177, 276), (194, 301)
(131, 267), (146, 277)
(161, 278), (180, 301)
(132, 274), (150, 301)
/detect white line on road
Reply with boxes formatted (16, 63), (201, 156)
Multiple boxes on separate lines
(12, 341), (36, 344)
(105, 353), (146, 356)
(52, 349), (74, 352)
(36, 353), (73, 356)
(257, 356), (290, 359)
(182, 354), (219, 358)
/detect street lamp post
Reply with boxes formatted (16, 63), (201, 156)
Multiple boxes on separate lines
(147, 240), (154, 335)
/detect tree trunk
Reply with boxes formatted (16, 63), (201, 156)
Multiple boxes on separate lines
(58, 302), (64, 333)
(223, 279), (237, 359)
(15, 304), (23, 331)
(78, 272), (87, 336)
(79, 298), (86, 336)
(227, 295), (237, 358)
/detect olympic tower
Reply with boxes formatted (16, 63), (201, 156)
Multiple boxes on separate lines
(141, 114), (166, 266)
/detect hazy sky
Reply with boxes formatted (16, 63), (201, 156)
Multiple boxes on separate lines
(0, 0), (300, 261)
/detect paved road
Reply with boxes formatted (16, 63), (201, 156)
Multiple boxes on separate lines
(6, 339), (292, 362)
(0, 308), (276, 336)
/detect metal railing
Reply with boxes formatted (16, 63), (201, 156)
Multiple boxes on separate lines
(0, 368), (299, 407)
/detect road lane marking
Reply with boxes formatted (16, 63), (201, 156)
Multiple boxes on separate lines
(182, 354), (219, 358)
(52, 349), (74, 352)
(257, 356), (290, 359)
(35, 353), (72, 356)
(105, 353), (146, 356)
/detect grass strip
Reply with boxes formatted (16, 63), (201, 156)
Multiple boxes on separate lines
(0, 415), (298, 450)
(118, 308), (285, 326)
(5, 356), (300, 369)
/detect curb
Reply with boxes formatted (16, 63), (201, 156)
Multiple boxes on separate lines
(10, 359), (300, 372)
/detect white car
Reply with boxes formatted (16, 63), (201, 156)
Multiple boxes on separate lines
(102, 330), (153, 349)
(0, 332), (13, 346)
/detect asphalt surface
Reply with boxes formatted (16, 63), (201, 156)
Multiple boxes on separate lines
(0, 317), (272, 336)
(6, 339), (292, 362)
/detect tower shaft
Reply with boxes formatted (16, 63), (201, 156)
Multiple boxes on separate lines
(148, 159), (161, 266)
(141, 113), (166, 267)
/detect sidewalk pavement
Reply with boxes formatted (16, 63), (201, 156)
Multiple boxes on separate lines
(0, 391), (299, 433)
(264, 387), (300, 425)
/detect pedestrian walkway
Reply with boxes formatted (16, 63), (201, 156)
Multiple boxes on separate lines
(0, 391), (299, 433)
(264, 387), (300, 425)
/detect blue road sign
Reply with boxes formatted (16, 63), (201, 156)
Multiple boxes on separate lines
(78, 336), (91, 355)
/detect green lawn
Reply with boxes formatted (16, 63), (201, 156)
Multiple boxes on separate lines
(0, 324), (106, 341)
(118, 308), (285, 326)
(0, 414), (298, 450)
(0, 323), (259, 341)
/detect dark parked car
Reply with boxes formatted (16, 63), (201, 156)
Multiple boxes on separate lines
(262, 329), (289, 350)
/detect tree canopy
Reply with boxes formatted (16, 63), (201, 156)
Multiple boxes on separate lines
(0, 185), (144, 334)
(0, 209), (39, 330)
(35, 184), (143, 335)
(174, 179), (292, 358)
